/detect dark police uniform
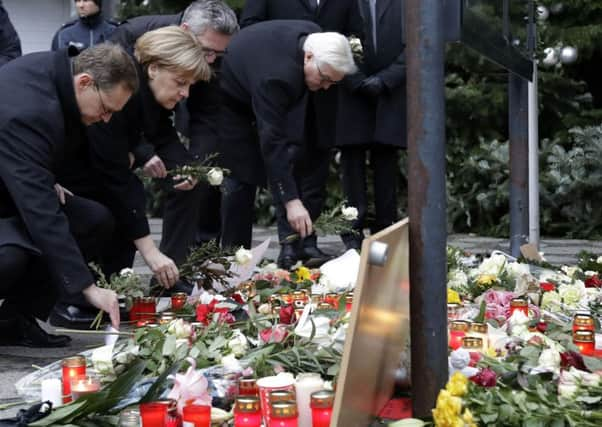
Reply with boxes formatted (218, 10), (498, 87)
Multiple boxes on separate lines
(52, 12), (116, 51)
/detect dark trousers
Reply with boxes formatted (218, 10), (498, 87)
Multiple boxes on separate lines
(340, 144), (400, 242)
(0, 194), (114, 318)
(274, 146), (331, 243)
(220, 177), (256, 250)
(160, 184), (221, 266)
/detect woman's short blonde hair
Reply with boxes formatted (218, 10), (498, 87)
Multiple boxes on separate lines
(134, 26), (211, 82)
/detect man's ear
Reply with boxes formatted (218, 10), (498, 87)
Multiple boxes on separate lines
(75, 73), (93, 90)
(180, 22), (190, 31)
(304, 51), (313, 64)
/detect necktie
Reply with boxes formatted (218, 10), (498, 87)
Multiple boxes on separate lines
(369, 0), (377, 51)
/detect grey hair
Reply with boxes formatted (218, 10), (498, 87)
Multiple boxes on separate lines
(182, 0), (239, 36)
(73, 42), (139, 93)
(303, 32), (358, 75)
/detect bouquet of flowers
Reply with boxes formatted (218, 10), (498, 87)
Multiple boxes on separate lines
(168, 153), (229, 186)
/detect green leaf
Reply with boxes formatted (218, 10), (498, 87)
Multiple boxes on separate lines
(140, 359), (182, 403)
(162, 334), (176, 356)
(583, 355), (602, 372)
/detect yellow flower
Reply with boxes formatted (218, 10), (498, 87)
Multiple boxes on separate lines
(432, 390), (463, 427)
(446, 372), (468, 397)
(463, 409), (477, 427)
(447, 289), (461, 304)
(476, 274), (497, 288)
(295, 266), (311, 282)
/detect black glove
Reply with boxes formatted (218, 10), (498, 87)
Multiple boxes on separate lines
(358, 76), (385, 97)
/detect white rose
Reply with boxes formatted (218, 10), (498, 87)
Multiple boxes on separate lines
(506, 262), (530, 279)
(206, 168), (224, 186)
(257, 303), (272, 315)
(584, 270), (597, 277)
(597, 256), (602, 264)
(119, 267), (134, 276)
(167, 318), (193, 339)
(537, 348), (561, 372)
(341, 206), (359, 221)
(476, 254), (507, 276)
(561, 265), (582, 279)
(235, 247), (253, 265)
(558, 383), (578, 399)
(228, 329), (249, 357)
(447, 269), (468, 290)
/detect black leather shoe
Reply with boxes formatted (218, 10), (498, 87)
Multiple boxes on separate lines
(277, 243), (300, 270)
(48, 303), (98, 330)
(300, 245), (333, 268)
(0, 314), (71, 348)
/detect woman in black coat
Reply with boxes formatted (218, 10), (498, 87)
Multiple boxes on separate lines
(336, 0), (406, 249)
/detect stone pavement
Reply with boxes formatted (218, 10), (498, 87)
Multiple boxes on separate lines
(2, 218), (602, 418)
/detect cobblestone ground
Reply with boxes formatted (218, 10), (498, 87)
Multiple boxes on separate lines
(3, 219), (602, 418)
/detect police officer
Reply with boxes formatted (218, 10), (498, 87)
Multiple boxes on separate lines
(52, 0), (116, 51)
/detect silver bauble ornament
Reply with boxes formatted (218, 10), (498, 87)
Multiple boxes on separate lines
(542, 47), (559, 67)
(537, 5), (549, 21)
(560, 46), (578, 64)
(550, 3), (564, 14)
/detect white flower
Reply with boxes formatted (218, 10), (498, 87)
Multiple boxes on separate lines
(91, 345), (114, 376)
(206, 167), (224, 186)
(119, 267), (134, 277)
(476, 253), (507, 276)
(167, 318), (193, 339)
(257, 303), (272, 315)
(221, 354), (243, 371)
(597, 256), (602, 264)
(537, 348), (561, 373)
(558, 282), (586, 308)
(447, 269), (468, 290)
(227, 329), (249, 357)
(584, 270), (597, 277)
(235, 247), (253, 265)
(506, 262), (530, 279)
(561, 265), (582, 279)
(341, 206), (358, 221)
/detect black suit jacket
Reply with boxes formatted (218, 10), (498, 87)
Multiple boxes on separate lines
(337, 0), (407, 148)
(219, 20), (320, 202)
(0, 50), (94, 294)
(240, 0), (358, 149)
(109, 13), (182, 54)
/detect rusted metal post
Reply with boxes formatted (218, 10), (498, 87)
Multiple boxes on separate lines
(406, 0), (449, 418)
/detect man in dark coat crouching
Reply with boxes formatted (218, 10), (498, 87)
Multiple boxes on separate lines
(218, 20), (357, 250)
(0, 43), (138, 347)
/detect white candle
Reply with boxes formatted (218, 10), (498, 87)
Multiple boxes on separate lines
(41, 378), (62, 408)
(295, 373), (324, 427)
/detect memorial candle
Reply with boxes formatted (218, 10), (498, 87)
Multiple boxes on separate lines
(294, 373), (323, 427)
(70, 375), (100, 400)
(238, 377), (259, 396)
(573, 313), (595, 333)
(269, 401), (298, 427)
(182, 404), (211, 427)
(140, 402), (168, 427)
(234, 396), (262, 427)
(310, 390), (334, 427)
(448, 320), (470, 350)
(573, 330), (595, 356)
(509, 298), (528, 317)
(171, 292), (188, 310)
(61, 356), (86, 403)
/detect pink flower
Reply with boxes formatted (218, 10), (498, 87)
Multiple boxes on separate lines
(259, 325), (288, 344)
(470, 367), (497, 387)
(167, 358), (212, 414)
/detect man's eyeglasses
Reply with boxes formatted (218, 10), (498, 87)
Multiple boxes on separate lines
(95, 84), (113, 116)
(202, 47), (226, 59)
(315, 62), (339, 85)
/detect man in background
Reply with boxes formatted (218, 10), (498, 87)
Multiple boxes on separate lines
(0, 0), (21, 67)
(52, 0), (116, 51)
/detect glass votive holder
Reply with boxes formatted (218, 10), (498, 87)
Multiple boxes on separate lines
(234, 396), (262, 427)
(448, 320), (471, 350)
(159, 311), (176, 325)
(171, 292), (188, 310)
(132, 297), (156, 322)
(269, 401), (298, 427)
(62, 355), (86, 404)
(310, 390), (334, 427)
(70, 375), (100, 400)
(573, 330), (595, 356)
(509, 298), (529, 316)
(461, 336), (483, 352)
(573, 312), (595, 332)
(118, 408), (141, 427)
(238, 377), (259, 396)
(139, 402), (168, 427)
(182, 404), (211, 427)
(269, 390), (296, 404)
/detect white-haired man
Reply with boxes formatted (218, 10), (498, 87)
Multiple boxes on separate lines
(218, 20), (357, 250)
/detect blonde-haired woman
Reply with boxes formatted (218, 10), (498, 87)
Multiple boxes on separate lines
(81, 26), (211, 295)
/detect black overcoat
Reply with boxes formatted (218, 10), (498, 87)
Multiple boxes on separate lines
(0, 2), (21, 67)
(219, 20), (321, 202)
(240, 0), (358, 149)
(336, 0), (406, 148)
(0, 50), (94, 295)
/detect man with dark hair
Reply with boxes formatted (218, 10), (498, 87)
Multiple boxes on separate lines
(0, 43), (138, 346)
(110, 0), (238, 293)
(0, 0), (21, 67)
(52, 0), (117, 51)
(239, 0), (358, 268)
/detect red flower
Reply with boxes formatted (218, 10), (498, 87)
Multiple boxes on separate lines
(585, 274), (602, 288)
(259, 325), (288, 344)
(195, 299), (235, 325)
(540, 282), (556, 292)
(231, 293), (245, 305)
(279, 304), (296, 325)
(468, 351), (482, 367)
(536, 321), (548, 333)
(470, 367), (497, 387)
(560, 351), (589, 371)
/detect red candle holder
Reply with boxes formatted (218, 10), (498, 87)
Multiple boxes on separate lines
(269, 390), (296, 404)
(573, 313), (595, 333)
(448, 320), (470, 350)
(61, 356), (86, 404)
(182, 404), (211, 427)
(269, 401), (298, 427)
(131, 297), (156, 322)
(238, 377), (259, 396)
(345, 294), (353, 313)
(171, 292), (188, 310)
(509, 298), (529, 317)
(324, 293), (339, 309)
(234, 396), (262, 427)
(574, 330), (595, 356)
(310, 390), (334, 427)
(139, 402), (168, 427)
